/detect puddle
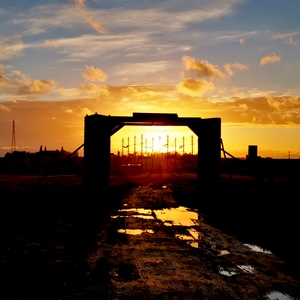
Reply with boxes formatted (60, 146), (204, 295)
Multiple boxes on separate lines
(187, 228), (200, 239)
(219, 265), (255, 276)
(264, 290), (297, 300)
(118, 208), (152, 214)
(218, 266), (237, 277)
(117, 229), (154, 235)
(186, 240), (199, 248)
(112, 214), (154, 219)
(237, 265), (255, 274)
(153, 206), (198, 226)
(244, 243), (272, 254)
(218, 250), (230, 256)
(112, 208), (154, 219)
(175, 233), (194, 241)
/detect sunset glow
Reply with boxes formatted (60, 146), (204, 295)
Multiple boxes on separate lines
(1, 1), (300, 158)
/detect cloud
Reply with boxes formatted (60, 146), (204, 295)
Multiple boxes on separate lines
(182, 56), (247, 80)
(18, 79), (56, 95)
(10, 2), (107, 36)
(182, 56), (224, 79)
(273, 32), (300, 45)
(0, 35), (24, 61)
(224, 63), (248, 77)
(116, 61), (175, 77)
(0, 67), (56, 97)
(285, 36), (299, 45)
(74, 0), (107, 34)
(0, 104), (10, 112)
(82, 65), (108, 82)
(74, 0), (86, 9)
(86, 16), (107, 34)
(176, 78), (215, 96)
(213, 95), (300, 125)
(0, 66), (9, 84)
(260, 52), (281, 66)
(77, 83), (109, 95)
(44, 39), (58, 48)
(2, 89), (300, 160)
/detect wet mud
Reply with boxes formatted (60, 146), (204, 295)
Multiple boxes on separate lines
(0, 173), (300, 299)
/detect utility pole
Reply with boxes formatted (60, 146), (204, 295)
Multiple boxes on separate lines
(152, 137), (154, 170)
(11, 120), (16, 153)
(141, 134), (143, 165)
(134, 135), (136, 163)
(127, 137), (130, 157)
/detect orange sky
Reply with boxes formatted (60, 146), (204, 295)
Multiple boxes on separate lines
(1, 0), (300, 158)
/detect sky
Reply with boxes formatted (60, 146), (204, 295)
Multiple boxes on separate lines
(1, 0), (300, 158)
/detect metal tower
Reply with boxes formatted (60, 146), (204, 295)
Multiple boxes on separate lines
(11, 119), (16, 153)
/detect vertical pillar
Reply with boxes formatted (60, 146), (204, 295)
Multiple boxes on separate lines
(84, 114), (111, 192)
(197, 118), (221, 185)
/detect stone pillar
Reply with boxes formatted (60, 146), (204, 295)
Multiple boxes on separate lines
(84, 114), (111, 192)
(197, 118), (221, 186)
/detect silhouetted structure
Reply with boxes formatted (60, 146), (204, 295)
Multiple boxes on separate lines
(84, 112), (221, 190)
(11, 120), (16, 153)
(247, 145), (258, 160)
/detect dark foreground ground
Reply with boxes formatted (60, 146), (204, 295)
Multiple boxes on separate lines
(0, 173), (299, 299)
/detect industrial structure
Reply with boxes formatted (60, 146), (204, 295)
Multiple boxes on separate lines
(11, 120), (16, 153)
(84, 112), (221, 190)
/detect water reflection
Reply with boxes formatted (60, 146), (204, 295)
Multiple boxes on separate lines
(186, 241), (199, 248)
(112, 208), (154, 220)
(119, 208), (152, 214)
(219, 264), (255, 276)
(153, 206), (198, 226)
(117, 229), (154, 235)
(112, 215), (154, 219)
(218, 250), (230, 256)
(264, 290), (297, 300)
(218, 266), (237, 277)
(237, 265), (255, 274)
(244, 243), (272, 254)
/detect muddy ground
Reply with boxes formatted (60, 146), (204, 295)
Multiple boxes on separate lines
(0, 172), (300, 299)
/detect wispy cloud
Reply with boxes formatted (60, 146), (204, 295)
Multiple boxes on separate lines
(0, 35), (24, 61)
(73, 0), (107, 34)
(10, 3), (106, 36)
(260, 52), (281, 66)
(224, 63), (248, 77)
(74, 0), (86, 9)
(9, 0), (244, 38)
(273, 32), (300, 45)
(0, 104), (10, 112)
(285, 36), (299, 45)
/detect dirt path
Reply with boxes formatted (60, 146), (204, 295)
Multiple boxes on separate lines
(88, 177), (300, 299)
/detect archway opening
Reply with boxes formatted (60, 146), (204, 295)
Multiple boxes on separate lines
(84, 113), (221, 190)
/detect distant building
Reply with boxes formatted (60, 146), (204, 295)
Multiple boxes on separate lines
(247, 145), (258, 160)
